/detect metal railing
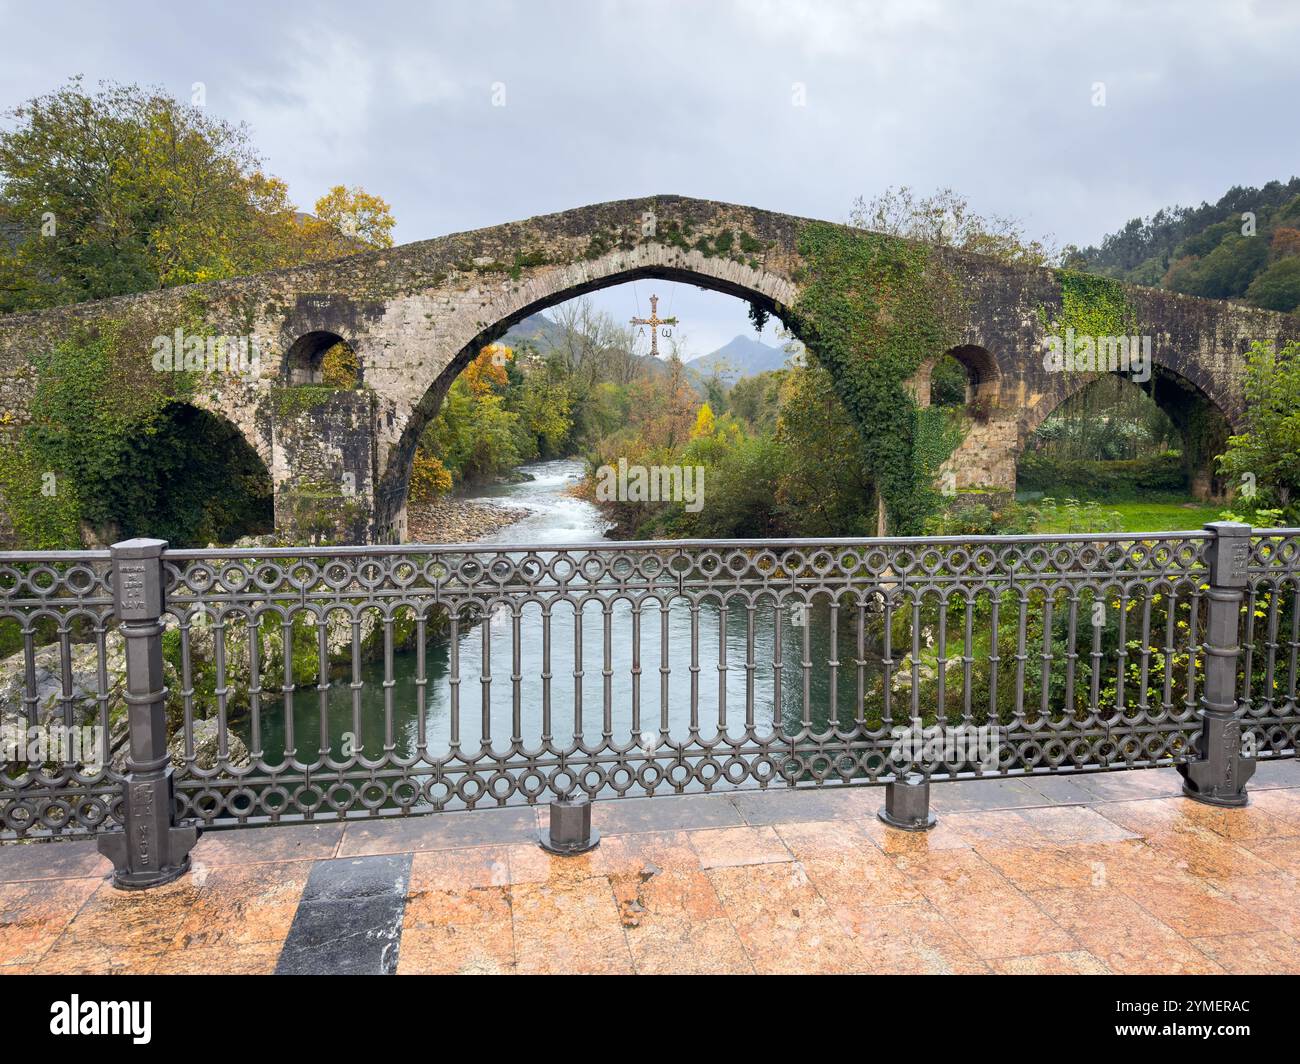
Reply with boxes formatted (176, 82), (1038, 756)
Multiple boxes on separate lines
(1, 523), (1296, 886)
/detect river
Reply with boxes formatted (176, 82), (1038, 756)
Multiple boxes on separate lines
(241, 458), (858, 773)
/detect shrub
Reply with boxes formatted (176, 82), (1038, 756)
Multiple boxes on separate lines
(1017, 450), (1187, 498)
(409, 450), (452, 502)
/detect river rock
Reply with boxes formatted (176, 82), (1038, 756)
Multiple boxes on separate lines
(0, 633), (135, 762)
(891, 655), (937, 693)
(407, 498), (531, 543)
(168, 718), (251, 771)
(168, 607), (382, 697)
(0, 632), (124, 725)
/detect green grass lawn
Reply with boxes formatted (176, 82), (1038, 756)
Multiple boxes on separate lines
(1033, 498), (1225, 534)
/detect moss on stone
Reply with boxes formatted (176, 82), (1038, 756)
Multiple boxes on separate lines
(790, 223), (964, 533)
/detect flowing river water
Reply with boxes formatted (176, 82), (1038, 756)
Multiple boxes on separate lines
(242, 458), (859, 772)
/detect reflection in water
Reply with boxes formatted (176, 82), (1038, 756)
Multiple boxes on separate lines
(239, 459), (870, 766)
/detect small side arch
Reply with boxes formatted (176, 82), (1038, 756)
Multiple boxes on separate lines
(1018, 362), (1235, 501)
(913, 344), (1002, 418)
(283, 330), (361, 387)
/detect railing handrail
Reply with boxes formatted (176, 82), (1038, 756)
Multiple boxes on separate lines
(4, 528), (1297, 566)
(0, 549), (112, 562)
(161, 528), (1221, 560)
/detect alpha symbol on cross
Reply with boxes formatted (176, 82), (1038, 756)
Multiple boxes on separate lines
(630, 294), (679, 359)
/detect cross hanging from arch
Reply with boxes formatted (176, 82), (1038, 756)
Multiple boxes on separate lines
(630, 294), (678, 359)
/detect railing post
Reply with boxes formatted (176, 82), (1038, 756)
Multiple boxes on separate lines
(98, 538), (198, 889)
(540, 798), (600, 855)
(878, 770), (936, 832)
(1178, 521), (1256, 807)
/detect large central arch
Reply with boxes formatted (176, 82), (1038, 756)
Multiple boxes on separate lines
(372, 244), (803, 537)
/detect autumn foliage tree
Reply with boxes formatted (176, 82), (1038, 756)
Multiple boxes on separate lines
(309, 185), (395, 253)
(0, 78), (395, 313)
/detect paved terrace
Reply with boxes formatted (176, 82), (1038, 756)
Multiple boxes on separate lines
(3, 763), (1300, 975)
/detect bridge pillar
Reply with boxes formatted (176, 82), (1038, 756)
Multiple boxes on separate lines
(1178, 521), (1256, 806)
(937, 412), (1021, 500)
(270, 389), (379, 544)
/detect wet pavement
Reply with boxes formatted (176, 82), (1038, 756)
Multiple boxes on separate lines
(3, 762), (1300, 975)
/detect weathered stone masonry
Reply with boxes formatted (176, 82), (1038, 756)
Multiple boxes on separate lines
(0, 194), (1296, 545)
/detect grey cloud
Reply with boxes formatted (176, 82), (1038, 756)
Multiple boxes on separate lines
(1, 0), (1296, 351)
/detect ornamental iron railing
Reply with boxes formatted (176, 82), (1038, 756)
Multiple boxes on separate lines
(0, 523), (1296, 886)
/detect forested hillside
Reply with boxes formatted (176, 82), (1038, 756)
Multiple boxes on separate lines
(1065, 177), (1300, 312)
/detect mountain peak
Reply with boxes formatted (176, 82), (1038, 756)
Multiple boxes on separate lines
(686, 333), (791, 380)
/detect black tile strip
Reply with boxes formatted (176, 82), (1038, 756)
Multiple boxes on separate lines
(276, 853), (413, 975)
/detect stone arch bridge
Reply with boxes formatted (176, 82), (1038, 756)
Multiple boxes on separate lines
(0, 195), (1295, 545)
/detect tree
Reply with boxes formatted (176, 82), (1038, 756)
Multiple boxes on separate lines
(850, 185), (1059, 267)
(728, 370), (785, 434)
(418, 345), (530, 486)
(773, 361), (878, 536)
(691, 403), (717, 439)
(460, 343), (511, 395)
(628, 350), (697, 451)
(305, 185), (395, 252)
(408, 451), (452, 502)
(1, 79), (254, 307)
(1246, 257), (1300, 313)
(549, 297), (631, 388)
(513, 372), (573, 457)
(422, 381), (522, 485)
(1217, 341), (1300, 516)
(0, 78), (396, 313)
(1166, 235), (1269, 299)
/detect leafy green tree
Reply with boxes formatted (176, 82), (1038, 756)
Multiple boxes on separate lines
(0, 78), (395, 313)
(687, 435), (788, 538)
(512, 372), (573, 457)
(773, 361), (878, 535)
(422, 380), (522, 485)
(727, 370), (785, 434)
(1218, 341), (1300, 516)
(1167, 235), (1268, 299)
(580, 381), (632, 444)
(306, 185), (395, 253)
(1245, 256), (1300, 312)
(1, 79), (254, 307)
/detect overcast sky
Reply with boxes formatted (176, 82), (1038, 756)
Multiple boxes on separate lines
(2, 0), (1297, 355)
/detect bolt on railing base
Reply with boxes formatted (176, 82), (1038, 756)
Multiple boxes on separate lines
(877, 772), (936, 832)
(540, 798), (600, 855)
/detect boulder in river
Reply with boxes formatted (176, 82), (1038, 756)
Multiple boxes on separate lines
(167, 718), (251, 771)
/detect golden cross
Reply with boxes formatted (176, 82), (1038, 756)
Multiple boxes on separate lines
(630, 294), (679, 359)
